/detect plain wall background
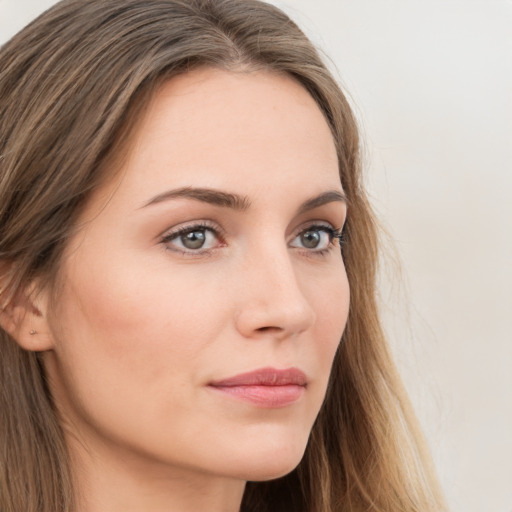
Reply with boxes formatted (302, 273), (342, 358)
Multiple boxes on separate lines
(1, 1), (511, 511)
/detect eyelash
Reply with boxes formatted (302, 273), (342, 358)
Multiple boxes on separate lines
(159, 222), (344, 257)
(160, 221), (223, 256)
(291, 224), (344, 257)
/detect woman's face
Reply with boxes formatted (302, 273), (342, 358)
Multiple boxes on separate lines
(43, 68), (349, 482)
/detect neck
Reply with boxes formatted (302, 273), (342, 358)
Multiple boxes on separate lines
(67, 432), (246, 512)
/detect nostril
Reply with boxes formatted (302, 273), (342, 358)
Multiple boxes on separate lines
(256, 326), (283, 333)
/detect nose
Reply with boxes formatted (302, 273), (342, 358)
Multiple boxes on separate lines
(234, 248), (316, 341)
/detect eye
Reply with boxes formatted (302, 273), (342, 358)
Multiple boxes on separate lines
(160, 223), (222, 253)
(290, 224), (342, 252)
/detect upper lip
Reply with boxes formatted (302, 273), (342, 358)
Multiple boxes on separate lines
(209, 367), (307, 387)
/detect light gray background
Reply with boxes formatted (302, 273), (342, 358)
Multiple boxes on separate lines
(1, 1), (511, 511)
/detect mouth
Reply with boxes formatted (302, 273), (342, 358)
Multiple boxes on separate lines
(208, 367), (307, 408)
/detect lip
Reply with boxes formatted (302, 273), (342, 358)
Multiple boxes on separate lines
(208, 367), (307, 408)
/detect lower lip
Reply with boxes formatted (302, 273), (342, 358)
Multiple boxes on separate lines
(208, 384), (305, 408)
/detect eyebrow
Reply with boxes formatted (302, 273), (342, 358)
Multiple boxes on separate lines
(142, 186), (347, 213)
(296, 190), (347, 214)
(142, 187), (250, 210)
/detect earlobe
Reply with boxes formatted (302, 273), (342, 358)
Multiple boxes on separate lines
(0, 285), (54, 352)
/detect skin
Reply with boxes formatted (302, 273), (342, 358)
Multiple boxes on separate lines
(31, 69), (349, 511)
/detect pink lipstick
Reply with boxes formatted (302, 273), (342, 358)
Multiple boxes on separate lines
(208, 367), (307, 408)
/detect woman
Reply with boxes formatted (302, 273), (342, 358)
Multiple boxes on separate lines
(0, 1), (446, 511)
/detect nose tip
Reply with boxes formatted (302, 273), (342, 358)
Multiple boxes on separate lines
(234, 266), (316, 340)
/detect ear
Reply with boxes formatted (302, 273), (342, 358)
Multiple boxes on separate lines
(0, 275), (54, 352)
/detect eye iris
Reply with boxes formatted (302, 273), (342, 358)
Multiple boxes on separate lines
(301, 230), (321, 249)
(181, 230), (206, 249)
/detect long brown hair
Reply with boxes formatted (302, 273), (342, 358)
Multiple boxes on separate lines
(0, 1), (445, 511)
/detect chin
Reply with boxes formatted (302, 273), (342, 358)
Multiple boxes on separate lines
(225, 435), (309, 482)
(245, 461), (303, 482)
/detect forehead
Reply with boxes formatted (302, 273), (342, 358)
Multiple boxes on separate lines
(91, 68), (341, 213)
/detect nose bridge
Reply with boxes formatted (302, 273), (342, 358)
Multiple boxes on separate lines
(234, 239), (316, 338)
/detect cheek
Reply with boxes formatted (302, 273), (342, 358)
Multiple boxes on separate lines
(47, 252), (225, 420)
(54, 267), (219, 379)
(311, 260), (349, 330)
(45, 259), (231, 459)
(308, 263), (349, 377)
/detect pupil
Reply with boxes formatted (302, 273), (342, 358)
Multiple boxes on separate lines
(182, 230), (206, 249)
(302, 230), (320, 248)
